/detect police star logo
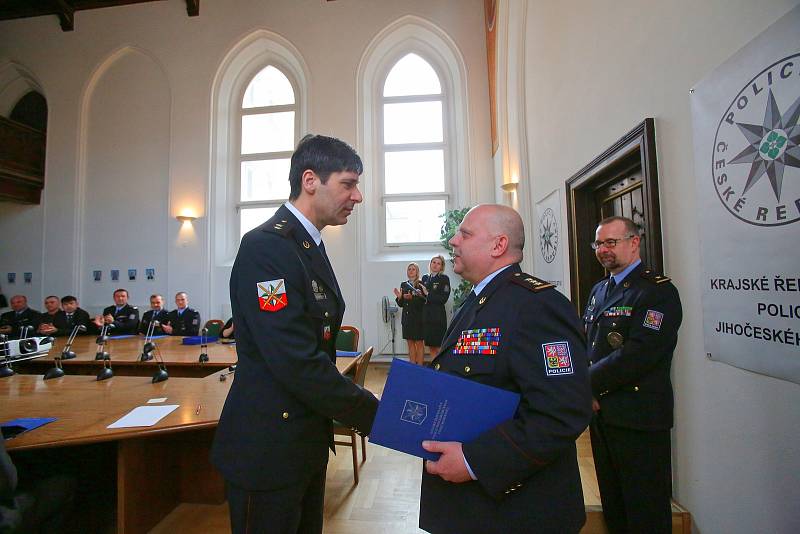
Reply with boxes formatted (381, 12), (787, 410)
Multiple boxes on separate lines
(713, 54), (800, 226)
(400, 400), (428, 425)
(257, 279), (287, 312)
(538, 207), (559, 263)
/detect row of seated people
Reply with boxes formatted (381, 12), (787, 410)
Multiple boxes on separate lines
(0, 290), (230, 339)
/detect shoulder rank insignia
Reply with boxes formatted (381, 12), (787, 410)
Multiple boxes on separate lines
(511, 272), (555, 292)
(641, 269), (671, 284)
(265, 219), (292, 237)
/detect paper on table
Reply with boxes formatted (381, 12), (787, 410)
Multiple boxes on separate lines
(147, 398), (167, 404)
(107, 405), (179, 429)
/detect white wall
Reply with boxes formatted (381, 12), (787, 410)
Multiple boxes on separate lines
(0, 0), (492, 342)
(521, 1), (800, 532)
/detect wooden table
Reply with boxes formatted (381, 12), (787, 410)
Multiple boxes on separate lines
(15, 335), (238, 378)
(1, 353), (360, 533)
(1, 371), (232, 533)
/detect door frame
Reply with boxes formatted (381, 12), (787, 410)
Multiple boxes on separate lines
(565, 118), (663, 313)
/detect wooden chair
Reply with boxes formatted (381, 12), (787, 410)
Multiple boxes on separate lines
(333, 346), (374, 484)
(203, 319), (224, 337)
(335, 325), (360, 352)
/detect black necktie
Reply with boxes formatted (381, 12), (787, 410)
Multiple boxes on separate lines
(445, 290), (478, 339)
(318, 242), (338, 286)
(605, 277), (617, 301)
(66, 313), (73, 325)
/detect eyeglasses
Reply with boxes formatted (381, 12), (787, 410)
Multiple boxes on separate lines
(590, 235), (635, 250)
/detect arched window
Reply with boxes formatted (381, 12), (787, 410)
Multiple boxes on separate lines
(380, 53), (447, 244)
(237, 65), (297, 238)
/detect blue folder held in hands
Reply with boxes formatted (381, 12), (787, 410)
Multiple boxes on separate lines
(369, 358), (520, 460)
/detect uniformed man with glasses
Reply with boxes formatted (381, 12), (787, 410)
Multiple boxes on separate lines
(583, 215), (682, 534)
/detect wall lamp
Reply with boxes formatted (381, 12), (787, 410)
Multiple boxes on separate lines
(176, 215), (197, 223)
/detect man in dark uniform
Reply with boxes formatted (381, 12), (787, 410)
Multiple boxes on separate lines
(211, 135), (379, 534)
(92, 289), (139, 335)
(162, 292), (200, 336)
(418, 204), (592, 534)
(0, 296), (41, 338)
(138, 294), (168, 335)
(36, 296), (62, 336)
(583, 216), (682, 534)
(53, 296), (92, 337)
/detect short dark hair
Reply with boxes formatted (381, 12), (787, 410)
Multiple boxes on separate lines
(288, 134), (363, 200)
(61, 295), (77, 304)
(45, 295), (59, 301)
(598, 215), (641, 236)
(149, 294), (163, 300)
(113, 288), (128, 297)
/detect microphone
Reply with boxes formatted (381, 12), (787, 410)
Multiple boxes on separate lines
(19, 325), (32, 340)
(140, 318), (159, 362)
(0, 334), (13, 378)
(95, 324), (114, 381)
(149, 339), (169, 384)
(199, 327), (209, 364)
(61, 324), (86, 360)
(218, 364), (237, 382)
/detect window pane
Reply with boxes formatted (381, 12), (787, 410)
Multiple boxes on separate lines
(384, 150), (444, 194)
(241, 112), (295, 154)
(241, 159), (291, 201)
(385, 200), (445, 244)
(240, 206), (279, 238)
(243, 66), (295, 108)
(384, 101), (442, 144)
(384, 53), (441, 97)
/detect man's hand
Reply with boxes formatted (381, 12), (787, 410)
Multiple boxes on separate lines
(103, 314), (114, 325)
(423, 441), (471, 483)
(93, 315), (104, 328)
(592, 397), (600, 412)
(38, 323), (56, 335)
(162, 323), (173, 334)
(0, 325), (11, 335)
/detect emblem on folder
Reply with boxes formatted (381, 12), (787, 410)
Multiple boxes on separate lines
(400, 400), (428, 425)
(258, 279), (287, 312)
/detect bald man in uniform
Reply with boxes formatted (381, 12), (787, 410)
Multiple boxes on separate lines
(418, 204), (592, 534)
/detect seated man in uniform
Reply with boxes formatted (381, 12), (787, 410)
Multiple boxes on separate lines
(53, 296), (92, 337)
(162, 292), (200, 336)
(138, 294), (168, 335)
(36, 296), (62, 336)
(0, 296), (41, 338)
(92, 288), (139, 335)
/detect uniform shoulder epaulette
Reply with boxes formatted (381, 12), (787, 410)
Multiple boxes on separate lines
(641, 269), (671, 284)
(510, 272), (555, 292)
(264, 217), (294, 237)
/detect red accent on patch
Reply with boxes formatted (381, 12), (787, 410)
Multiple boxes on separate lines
(259, 293), (287, 312)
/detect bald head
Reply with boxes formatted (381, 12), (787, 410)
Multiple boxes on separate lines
(449, 204), (526, 284)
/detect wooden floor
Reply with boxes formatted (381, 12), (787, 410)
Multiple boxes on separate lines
(149, 363), (670, 534)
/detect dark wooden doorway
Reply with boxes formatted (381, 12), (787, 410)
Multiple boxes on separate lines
(565, 119), (663, 313)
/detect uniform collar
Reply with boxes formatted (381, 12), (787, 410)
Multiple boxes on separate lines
(473, 265), (514, 296)
(284, 201), (322, 246)
(611, 259), (642, 285)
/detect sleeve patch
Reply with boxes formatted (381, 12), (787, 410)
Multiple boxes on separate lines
(643, 310), (664, 330)
(258, 279), (288, 312)
(542, 342), (574, 376)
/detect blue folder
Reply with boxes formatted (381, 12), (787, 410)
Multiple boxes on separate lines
(369, 358), (520, 460)
(1, 417), (57, 440)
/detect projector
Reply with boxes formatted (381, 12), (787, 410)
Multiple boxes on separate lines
(2, 336), (55, 362)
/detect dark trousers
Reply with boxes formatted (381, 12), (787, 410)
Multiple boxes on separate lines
(225, 465), (327, 534)
(590, 416), (672, 534)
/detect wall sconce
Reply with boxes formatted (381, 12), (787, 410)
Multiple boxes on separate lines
(176, 215), (197, 223)
(500, 181), (518, 192)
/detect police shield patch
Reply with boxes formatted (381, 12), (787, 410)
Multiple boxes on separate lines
(258, 279), (287, 312)
(643, 310), (664, 330)
(542, 341), (574, 376)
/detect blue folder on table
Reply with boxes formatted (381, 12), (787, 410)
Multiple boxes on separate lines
(369, 358), (520, 460)
(1, 418), (57, 440)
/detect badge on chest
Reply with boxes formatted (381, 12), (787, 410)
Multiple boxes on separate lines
(311, 279), (328, 301)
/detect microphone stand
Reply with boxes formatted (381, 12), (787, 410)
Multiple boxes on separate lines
(218, 364), (237, 382)
(0, 334), (12, 378)
(95, 324), (114, 381)
(150, 341), (169, 383)
(199, 327), (209, 364)
(140, 319), (158, 362)
(44, 324), (86, 380)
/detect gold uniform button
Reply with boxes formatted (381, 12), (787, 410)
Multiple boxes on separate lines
(633, 386), (640, 392)
(464, 366), (471, 373)
(434, 363), (441, 370)
(324, 312), (330, 318)
(282, 412), (289, 419)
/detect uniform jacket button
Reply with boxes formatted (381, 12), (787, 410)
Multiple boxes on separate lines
(464, 366), (471, 373)
(434, 363), (441, 370)
(633, 386), (640, 392)
(282, 412), (289, 419)
(324, 312), (330, 318)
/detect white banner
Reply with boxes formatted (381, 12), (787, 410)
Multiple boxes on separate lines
(534, 189), (565, 295)
(690, 5), (800, 385)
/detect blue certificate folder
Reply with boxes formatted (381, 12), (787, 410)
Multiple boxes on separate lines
(1, 418), (57, 440)
(370, 358), (520, 461)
